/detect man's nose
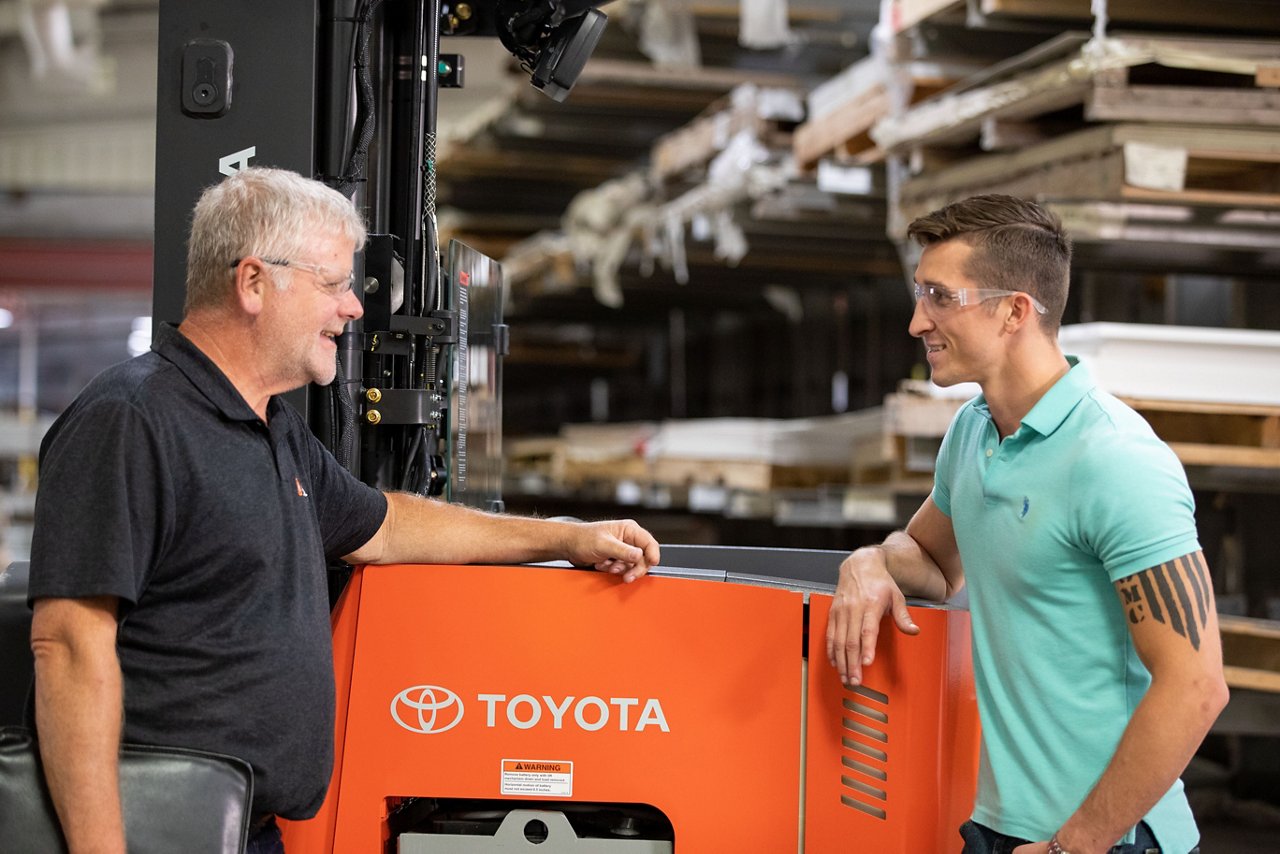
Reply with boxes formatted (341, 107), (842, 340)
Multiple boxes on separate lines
(340, 286), (364, 321)
(907, 299), (932, 338)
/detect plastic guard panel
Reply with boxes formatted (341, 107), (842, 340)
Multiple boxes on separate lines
(803, 595), (979, 853)
(285, 564), (805, 853)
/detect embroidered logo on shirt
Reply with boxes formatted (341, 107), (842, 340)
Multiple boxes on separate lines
(295, 477), (308, 498)
(1020, 496), (1030, 519)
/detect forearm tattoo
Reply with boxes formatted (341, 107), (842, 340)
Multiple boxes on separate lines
(1118, 553), (1212, 651)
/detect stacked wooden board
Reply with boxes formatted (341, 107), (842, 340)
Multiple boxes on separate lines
(881, 36), (1280, 234)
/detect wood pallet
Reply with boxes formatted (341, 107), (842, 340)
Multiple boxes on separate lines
(559, 456), (650, 487)
(650, 457), (850, 492)
(1220, 615), (1280, 694)
(886, 0), (1280, 35)
(1122, 398), (1280, 470)
(792, 57), (967, 169)
(874, 36), (1280, 156)
(650, 88), (800, 182)
(882, 0), (964, 35)
(976, 0), (1280, 34)
(793, 85), (894, 169)
(896, 123), (1280, 234)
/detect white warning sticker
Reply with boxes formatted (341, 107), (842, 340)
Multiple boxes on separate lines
(501, 759), (573, 797)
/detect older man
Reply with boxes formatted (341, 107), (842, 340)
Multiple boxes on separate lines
(28, 167), (660, 854)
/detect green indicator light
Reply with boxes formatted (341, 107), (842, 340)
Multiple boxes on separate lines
(438, 61), (450, 75)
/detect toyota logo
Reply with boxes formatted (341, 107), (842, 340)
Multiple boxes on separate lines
(391, 685), (465, 734)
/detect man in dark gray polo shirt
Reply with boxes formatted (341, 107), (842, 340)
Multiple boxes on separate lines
(27, 167), (661, 854)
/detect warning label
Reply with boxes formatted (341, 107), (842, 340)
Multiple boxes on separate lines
(501, 759), (573, 797)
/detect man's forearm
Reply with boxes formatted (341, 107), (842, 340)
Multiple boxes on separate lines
(879, 530), (954, 601)
(1057, 674), (1227, 852)
(373, 493), (572, 566)
(32, 635), (126, 853)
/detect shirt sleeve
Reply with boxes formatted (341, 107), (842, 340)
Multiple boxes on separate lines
(1074, 430), (1201, 582)
(295, 416), (388, 560)
(28, 397), (172, 612)
(930, 403), (971, 519)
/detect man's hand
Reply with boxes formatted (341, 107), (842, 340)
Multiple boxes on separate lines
(565, 519), (661, 584)
(1012, 844), (1050, 854)
(825, 546), (918, 686)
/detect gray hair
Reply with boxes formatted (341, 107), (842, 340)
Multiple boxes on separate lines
(184, 167), (367, 314)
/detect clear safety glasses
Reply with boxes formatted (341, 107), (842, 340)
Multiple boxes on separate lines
(912, 283), (1048, 316)
(230, 258), (357, 297)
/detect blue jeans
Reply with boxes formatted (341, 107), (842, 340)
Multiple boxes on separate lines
(959, 820), (1191, 854)
(246, 816), (285, 854)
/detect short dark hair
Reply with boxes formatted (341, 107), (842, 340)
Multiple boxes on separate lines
(907, 194), (1071, 335)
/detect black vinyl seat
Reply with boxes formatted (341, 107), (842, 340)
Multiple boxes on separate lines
(0, 563), (33, 728)
(0, 563), (254, 852)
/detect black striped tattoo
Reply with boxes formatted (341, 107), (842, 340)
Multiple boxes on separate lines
(1117, 553), (1213, 651)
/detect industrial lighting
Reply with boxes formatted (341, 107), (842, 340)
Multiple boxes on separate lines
(0, 309), (12, 330)
(127, 316), (152, 357)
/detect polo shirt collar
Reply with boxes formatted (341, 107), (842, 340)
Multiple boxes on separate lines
(152, 322), (270, 423)
(1019, 356), (1093, 437)
(966, 356), (1093, 438)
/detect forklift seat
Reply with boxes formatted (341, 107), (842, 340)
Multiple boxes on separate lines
(0, 563), (33, 728)
(0, 563), (254, 852)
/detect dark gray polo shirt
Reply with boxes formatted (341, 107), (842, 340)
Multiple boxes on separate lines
(28, 323), (387, 819)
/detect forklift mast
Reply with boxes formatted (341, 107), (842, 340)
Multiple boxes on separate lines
(153, 0), (606, 505)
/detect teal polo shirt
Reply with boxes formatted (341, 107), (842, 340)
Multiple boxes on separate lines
(932, 357), (1201, 853)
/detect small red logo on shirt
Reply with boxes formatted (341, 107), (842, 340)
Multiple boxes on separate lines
(295, 477), (308, 498)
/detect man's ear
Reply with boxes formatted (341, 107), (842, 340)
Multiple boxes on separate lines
(1005, 293), (1038, 332)
(233, 258), (271, 317)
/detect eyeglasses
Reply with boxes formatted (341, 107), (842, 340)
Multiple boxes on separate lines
(229, 257), (356, 296)
(912, 283), (1047, 316)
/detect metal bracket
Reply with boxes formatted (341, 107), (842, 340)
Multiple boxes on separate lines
(361, 388), (441, 426)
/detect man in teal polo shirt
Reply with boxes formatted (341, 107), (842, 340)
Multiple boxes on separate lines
(825, 194), (1227, 854)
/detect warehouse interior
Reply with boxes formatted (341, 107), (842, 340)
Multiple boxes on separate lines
(1, 0), (1279, 850)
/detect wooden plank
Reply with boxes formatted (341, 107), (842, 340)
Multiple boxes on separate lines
(980, 0), (1279, 31)
(1134, 407), (1280, 448)
(1120, 186), (1280, 208)
(561, 456), (650, 486)
(440, 147), (623, 183)
(1220, 615), (1280, 640)
(1221, 616), (1280, 693)
(1121, 399), (1280, 418)
(897, 125), (1280, 224)
(885, 0), (964, 33)
(794, 86), (891, 169)
(651, 95), (750, 180)
(1220, 617), (1280, 691)
(875, 37), (1280, 152)
(1118, 398), (1280, 469)
(1086, 85), (1280, 127)
(651, 89), (799, 180)
(651, 457), (850, 491)
(1223, 666), (1280, 694)
(577, 58), (801, 92)
(980, 118), (1058, 151)
(1166, 444), (1280, 469)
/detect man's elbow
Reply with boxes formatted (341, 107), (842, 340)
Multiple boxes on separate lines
(1177, 666), (1229, 736)
(30, 632), (70, 671)
(1203, 671), (1229, 724)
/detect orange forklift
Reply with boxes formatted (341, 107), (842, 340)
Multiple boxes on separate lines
(275, 548), (977, 852)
